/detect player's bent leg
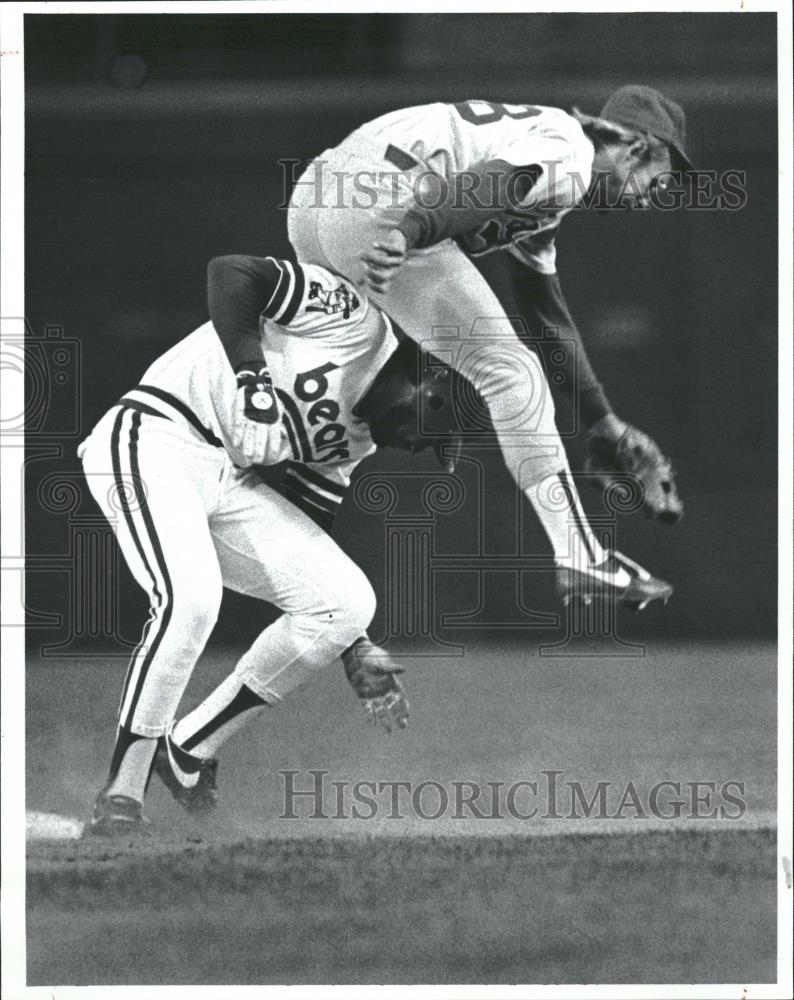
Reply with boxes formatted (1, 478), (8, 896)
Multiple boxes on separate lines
(162, 476), (376, 807)
(215, 472), (377, 692)
(90, 559), (224, 829)
(291, 154), (590, 502)
(116, 562), (223, 736)
(232, 569), (376, 702)
(293, 185), (672, 608)
(162, 580), (375, 811)
(378, 258), (673, 606)
(80, 407), (225, 827)
(323, 236), (607, 565)
(292, 170), (571, 488)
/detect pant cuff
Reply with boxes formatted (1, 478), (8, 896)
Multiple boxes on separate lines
(237, 673), (282, 706)
(128, 721), (170, 738)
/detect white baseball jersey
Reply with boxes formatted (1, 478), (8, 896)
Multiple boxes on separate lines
(347, 99), (594, 273)
(116, 259), (398, 530)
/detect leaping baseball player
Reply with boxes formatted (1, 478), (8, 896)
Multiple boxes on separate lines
(286, 84), (685, 582)
(79, 250), (671, 836)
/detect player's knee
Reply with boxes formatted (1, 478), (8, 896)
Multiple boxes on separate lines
(328, 570), (377, 644)
(477, 351), (557, 434)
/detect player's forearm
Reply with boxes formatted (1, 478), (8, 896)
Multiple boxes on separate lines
(207, 255), (276, 372)
(513, 267), (612, 427)
(398, 160), (540, 250)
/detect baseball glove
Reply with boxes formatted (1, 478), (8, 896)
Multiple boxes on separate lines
(585, 416), (683, 524)
(232, 361), (284, 465)
(342, 638), (409, 734)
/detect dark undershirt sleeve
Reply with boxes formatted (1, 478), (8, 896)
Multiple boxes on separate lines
(397, 160), (543, 250)
(515, 266), (612, 425)
(207, 255), (284, 372)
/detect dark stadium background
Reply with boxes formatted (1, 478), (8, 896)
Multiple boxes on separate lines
(23, 12), (778, 654)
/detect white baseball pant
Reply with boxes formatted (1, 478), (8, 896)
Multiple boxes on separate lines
(79, 405), (375, 736)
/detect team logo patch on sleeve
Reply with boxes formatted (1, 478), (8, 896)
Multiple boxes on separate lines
(306, 280), (360, 320)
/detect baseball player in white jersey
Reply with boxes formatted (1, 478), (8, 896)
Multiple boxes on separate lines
(287, 85), (688, 593)
(80, 255), (420, 835)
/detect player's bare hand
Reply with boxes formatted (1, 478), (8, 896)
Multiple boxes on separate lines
(342, 636), (410, 734)
(363, 686), (410, 734)
(360, 228), (407, 294)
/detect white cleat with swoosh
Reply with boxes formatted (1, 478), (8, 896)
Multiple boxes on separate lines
(556, 550), (673, 612)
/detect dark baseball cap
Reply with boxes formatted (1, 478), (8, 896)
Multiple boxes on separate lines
(600, 84), (693, 174)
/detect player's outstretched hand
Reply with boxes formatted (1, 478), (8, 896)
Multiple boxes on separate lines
(360, 228), (407, 295)
(342, 637), (410, 734)
(585, 414), (684, 525)
(233, 362), (285, 465)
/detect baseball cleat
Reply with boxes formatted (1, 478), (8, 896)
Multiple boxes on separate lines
(88, 788), (149, 837)
(556, 550), (673, 611)
(152, 731), (219, 815)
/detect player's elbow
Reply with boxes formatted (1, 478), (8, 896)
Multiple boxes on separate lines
(207, 254), (246, 285)
(207, 255), (257, 312)
(207, 254), (279, 308)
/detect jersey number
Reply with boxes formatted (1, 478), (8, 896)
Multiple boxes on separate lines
(453, 100), (541, 126)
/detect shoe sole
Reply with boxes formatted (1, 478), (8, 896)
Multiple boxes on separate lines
(88, 816), (149, 838)
(561, 588), (673, 611)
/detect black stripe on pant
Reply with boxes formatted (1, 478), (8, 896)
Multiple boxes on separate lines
(111, 406), (175, 731)
(557, 468), (596, 564)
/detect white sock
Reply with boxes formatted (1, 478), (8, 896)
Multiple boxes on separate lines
(107, 736), (157, 802)
(525, 468), (606, 567)
(172, 673), (268, 760)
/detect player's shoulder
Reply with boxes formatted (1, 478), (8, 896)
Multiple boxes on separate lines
(533, 104), (584, 135)
(522, 106), (591, 161)
(523, 107), (593, 209)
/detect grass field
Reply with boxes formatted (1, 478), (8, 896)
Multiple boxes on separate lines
(28, 828), (776, 985)
(25, 638), (777, 985)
